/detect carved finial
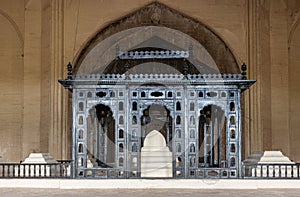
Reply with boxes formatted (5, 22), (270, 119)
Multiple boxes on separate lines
(241, 63), (247, 80)
(183, 59), (189, 77)
(124, 62), (130, 72)
(67, 62), (73, 80)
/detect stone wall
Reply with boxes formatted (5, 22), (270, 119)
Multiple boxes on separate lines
(0, 0), (299, 162)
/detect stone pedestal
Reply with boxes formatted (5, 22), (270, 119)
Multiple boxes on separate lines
(141, 130), (172, 178)
(17, 153), (58, 177)
(248, 151), (298, 178)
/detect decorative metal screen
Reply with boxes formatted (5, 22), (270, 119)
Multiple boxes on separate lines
(60, 70), (255, 179)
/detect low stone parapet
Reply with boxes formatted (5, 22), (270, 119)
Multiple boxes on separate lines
(251, 165), (299, 178)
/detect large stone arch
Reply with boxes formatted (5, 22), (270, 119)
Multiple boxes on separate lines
(66, 2), (244, 160)
(0, 13), (23, 161)
(289, 22), (300, 162)
(0, 8), (23, 48)
(73, 2), (240, 74)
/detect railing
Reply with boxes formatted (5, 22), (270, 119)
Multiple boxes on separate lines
(81, 168), (127, 179)
(59, 73), (254, 90)
(187, 74), (243, 80)
(2, 162), (300, 179)
(0, 161), (73, 178)
(242, 163), (300, 179)
(73, 73), (243, 81)
(118, 50), (189, 59)
(186, 168), (236, 179)
(80, 167), (235, 179)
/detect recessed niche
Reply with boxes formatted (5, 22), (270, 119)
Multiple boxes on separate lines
(190, 102), (195, 111)
(230, 144), (236, 153)
(119, 129), (124, 139)
(176, 101), (181, 111)
(176, 116), (181, 124)
(199, 91), (204, 97)
(151, 91), (163, 97)
(119, 102), (124, 111)
(78, 143), (83, 153)
(132, 143), (137, 152)
(132, 102), (137, 111)
(221, 92), (226, 97)
(78, 129), (83, 139)
(119, 116), (124, 125)
(87, 92), (92, 98)
(230, 102), (235, 111)
(78, 102), (84, 111)
(190, 143), (195, 152)
(190, 129), (195, 138)
(230, 116), (235, 125)
(176, 143), (181, 152)
(132, 116), (137, 124)
(110, 91), (116, 97)
(119, 143), (124, 152)
(230, 157), (236, 167)
(231, 130), (236, 139)
(207, 91), (217, 97)
(176, 129), (181, 138)
(78, 116), (83, 125)
(96, 91), (106, 97)
(119, 158), (124, 167)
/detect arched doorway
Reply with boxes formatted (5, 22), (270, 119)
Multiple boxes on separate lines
(141, 104), (172, 148)
(86, 104), (115, 168)
(198, 105), (227, 168)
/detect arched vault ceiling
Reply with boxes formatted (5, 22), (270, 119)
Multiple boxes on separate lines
(74, 2), (239, 75)
(78, 26), (218, 74)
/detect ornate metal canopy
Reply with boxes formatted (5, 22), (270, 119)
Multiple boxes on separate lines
(59, 50), (255, 179)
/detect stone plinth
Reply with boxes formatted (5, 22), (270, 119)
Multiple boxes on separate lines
(141, 130), (172, 178)
(248, 151), (298, 178)
(22, 153), (58, 164)
(257, 151), (294, 164)
(17, 153), (58, 177)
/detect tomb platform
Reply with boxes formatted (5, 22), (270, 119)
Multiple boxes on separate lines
(244, 151), (298, 178)
(18, 153), (60, 177)
(141, 130), (172, 178)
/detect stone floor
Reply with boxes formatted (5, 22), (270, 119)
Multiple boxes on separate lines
(0, 189), (300, 197)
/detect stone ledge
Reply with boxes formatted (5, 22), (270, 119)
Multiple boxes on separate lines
(0, 179), (300, 189)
